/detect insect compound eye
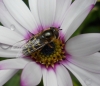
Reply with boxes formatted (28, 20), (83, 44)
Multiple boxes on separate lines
(50, 27), (59, 38)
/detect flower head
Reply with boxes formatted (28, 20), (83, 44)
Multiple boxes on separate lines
(0, 0), (99, 86)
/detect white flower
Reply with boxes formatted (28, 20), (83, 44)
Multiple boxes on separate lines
(0, 0), (99, 86)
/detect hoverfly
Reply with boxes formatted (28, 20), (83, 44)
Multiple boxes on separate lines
(22, 27), (59, 56)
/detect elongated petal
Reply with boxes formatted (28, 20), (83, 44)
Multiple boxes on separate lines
(3, 0), (38, 34)
(0, 1), (28, 36)
(37, 0), (56, 29)
(0, 47), (21, 57)
(46, 68), (57, 86)
(68, 53), (100, 73)
(55, 64), (73, 86)
(29, 0), (41, 27)
(54, 0), (72, 26)
(0, 70), (18, 85)
(63, 62), (100, 86)
(0, 26), (24, 45)
(21, 62), (42, 86)
(42, 68), (47, 86)
(66, 33), (100, 57)
(0, 58), (30, 69)
(61, 0), (96, 40)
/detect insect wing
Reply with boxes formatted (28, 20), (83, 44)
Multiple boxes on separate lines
(10, 39), (27, 58)
(22, 36), (48, 56)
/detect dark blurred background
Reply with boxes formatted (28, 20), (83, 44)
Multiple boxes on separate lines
(0, 0), (99, 86)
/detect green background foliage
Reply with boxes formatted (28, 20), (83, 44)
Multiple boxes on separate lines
(0, 0), (100, 86)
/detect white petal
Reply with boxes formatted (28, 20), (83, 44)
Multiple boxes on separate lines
(3, 0), (38, 34)
(37, 0), (56, 29)
(0, 26), (24, 45)
(54, 0), (72, 26)
(63, 62), (100, 86)
(66, 33), (100, 57)
(0, 1), (28, 36)
(46, 68), (57, 86)
(42, 68), (47, 86)
(61, 0), (96, 40)
(0, 58), (30, 69)
(21, 62), (42, 86)
(0, 69), (18, 85)
(0, 47), (21, 57)
(68, 52), (100, 73)
(29, 0), (41, 28)
(55, 64), (73, 86)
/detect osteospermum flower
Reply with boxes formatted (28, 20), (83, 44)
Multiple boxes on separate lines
(0, 0), (100, 86)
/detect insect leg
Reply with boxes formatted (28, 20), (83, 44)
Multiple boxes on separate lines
(47, 43), (53, 48)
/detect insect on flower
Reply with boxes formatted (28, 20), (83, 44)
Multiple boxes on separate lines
(0, 0), (99, 86)
(22, 27), (60, 56)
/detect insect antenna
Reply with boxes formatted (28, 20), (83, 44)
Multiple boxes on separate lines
(57, 26), (62, 30)
(59, 29), (62, 30)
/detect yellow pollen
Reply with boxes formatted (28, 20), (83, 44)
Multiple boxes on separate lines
(30, 38), (66, 68)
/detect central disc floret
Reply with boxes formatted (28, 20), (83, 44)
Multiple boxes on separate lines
(22, 27), (66, 68)
(31, 39), (65, 68)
